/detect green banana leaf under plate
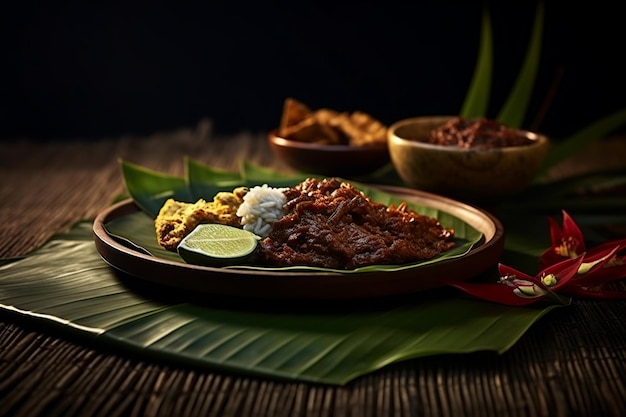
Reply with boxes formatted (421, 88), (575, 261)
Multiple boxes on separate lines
(0, 179), (567, 385)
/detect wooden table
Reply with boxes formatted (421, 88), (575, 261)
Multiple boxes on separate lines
(1, 120), (625, 417)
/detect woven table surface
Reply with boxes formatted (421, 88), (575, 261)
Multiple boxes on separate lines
(1, 121), (625, 417)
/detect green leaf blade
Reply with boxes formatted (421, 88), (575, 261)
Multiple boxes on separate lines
(460, 8), (493, 118)
(186, 157), (243, 199)
(0, 226), (564, 385)
(239, 160), (310, 187)
(496, 2), (544, 128)
(120, 160), (190, 217)
(541, 108), (626, 173)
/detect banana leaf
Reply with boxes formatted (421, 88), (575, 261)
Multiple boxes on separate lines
(460, 8), (492, 118)
(539, 108), (626, 175)
(0, 221), (565, 385)
(458, 2), (625, 178)
(461, 2), (543, 128)
(105, 202), (479, 274)
(122, 159), (311, 219)
(115, 158), (485, 274)
(499, 168), (626, 215)
(121, 160), (191, 216)
(186, 157), (243, 197)
(496, 3), (543, 128)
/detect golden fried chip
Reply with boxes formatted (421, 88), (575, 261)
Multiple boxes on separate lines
(282, 118), (343, 145)
(343, 111), (387, 146)
(278, 97), (312, 137)
(277, 98), (388, 147)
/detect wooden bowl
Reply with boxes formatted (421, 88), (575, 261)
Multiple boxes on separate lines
(387, 116), (550, 199)
(268, 130), (390, 178)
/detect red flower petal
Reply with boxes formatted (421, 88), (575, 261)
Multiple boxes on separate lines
(590, 238), (626, 254)
(561, 210), (585, 249)
(547, 215), (563, 246)
(497, 263), (535, 282)
(573, 246), (626, 286)
(542, 255), (585, 291)
(445, 281), (544, 306)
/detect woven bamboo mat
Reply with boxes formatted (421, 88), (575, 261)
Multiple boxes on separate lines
(0, 120), (284, 259)
(1, 122), (626, 417)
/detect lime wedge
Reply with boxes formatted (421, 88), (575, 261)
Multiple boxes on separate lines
(177, 224), (260, 266)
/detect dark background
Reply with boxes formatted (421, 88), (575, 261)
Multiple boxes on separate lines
(2, 1), (625, 142)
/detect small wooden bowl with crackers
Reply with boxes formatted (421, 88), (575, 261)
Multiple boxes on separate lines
(268, 98), (390, 178)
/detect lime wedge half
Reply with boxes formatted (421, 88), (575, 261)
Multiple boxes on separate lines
(177, 224), (260, 266)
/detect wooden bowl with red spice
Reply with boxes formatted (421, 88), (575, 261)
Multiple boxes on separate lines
(387, 116), (550, 200)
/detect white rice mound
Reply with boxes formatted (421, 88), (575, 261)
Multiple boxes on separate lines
(236, 184), (288, 238)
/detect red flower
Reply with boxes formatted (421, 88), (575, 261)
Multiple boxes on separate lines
(447, 256), (583, 306)
(539, 210), (585, 267)
(448, 210), (626, 305)
(540, 210), (626, 299)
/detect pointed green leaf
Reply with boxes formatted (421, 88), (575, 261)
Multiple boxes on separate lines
(187, 157), (242, 186)
(460, 8), (493, 118)
(540, 108), (626, 174)
(497, 168), (626, 213)
(106, 211), (184, 262)
(186, 157), (243, 200)
(0, 221), (565, 385)
(120, 160), (191, 217)
(496, 2), (544, 127)
(239, 160), (309, 187)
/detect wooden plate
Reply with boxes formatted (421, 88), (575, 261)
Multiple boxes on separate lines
(93, 186), (504, 299)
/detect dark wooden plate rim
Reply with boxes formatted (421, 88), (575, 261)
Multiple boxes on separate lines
(93, 186), (504, 299)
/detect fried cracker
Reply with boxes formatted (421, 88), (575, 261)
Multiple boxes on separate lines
(278, 97), (313, 137)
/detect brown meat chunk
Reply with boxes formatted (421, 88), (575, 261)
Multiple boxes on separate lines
(256, 178), (455, 269)
(429, 117), (530, 149)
